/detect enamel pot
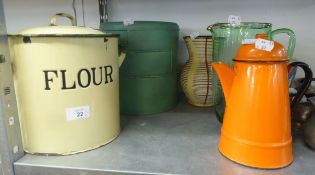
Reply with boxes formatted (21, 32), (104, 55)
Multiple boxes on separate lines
(212, 34), (312, 169)
(9, 13), (125, 155)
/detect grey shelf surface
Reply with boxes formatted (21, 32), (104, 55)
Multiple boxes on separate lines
(14, 98), (315, 175)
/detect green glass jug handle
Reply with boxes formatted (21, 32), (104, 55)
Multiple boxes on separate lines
(289, 62), (313, 115)
(270, 28), (296, 58)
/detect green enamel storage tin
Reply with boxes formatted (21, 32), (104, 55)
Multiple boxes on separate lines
(100, 21), (179, 115)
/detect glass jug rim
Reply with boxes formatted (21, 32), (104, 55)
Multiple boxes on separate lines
(210, 22), (272, 30)
(183, 35), (212, 39)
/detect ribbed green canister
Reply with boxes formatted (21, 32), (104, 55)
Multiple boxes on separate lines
(100, 21), (179, 115)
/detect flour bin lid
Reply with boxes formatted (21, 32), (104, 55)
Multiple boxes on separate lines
(14, 13), (118, 37)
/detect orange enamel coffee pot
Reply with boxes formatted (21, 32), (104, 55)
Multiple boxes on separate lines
(212, 34), (313, 169)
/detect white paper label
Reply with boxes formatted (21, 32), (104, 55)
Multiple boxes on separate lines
(13, 145), (19, 153)
(255, 39), (274, 51)
(289, 88), (297, 94)
(189, 32), (200, 39)
(242, 39), (257, 44)
(66, 106), (90, 121)
(228, 15), (241, 26)
(8, 117), (14, 125)
(123, 18), (134, 26)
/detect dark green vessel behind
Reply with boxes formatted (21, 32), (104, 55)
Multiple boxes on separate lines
(100, 21), (179, 115)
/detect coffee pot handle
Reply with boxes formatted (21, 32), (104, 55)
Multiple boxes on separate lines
(270, 28), (296, 58)
(289, 62), (313, 114)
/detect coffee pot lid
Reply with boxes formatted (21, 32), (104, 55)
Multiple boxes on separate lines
(234, 34), (288, 62)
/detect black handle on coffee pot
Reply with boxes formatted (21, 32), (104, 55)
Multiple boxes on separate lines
(289, 62), (313, 115)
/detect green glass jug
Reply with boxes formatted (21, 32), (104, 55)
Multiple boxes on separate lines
(207, 22), (296, 122)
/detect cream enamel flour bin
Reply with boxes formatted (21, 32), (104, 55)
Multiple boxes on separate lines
(9, 13), (125, 154)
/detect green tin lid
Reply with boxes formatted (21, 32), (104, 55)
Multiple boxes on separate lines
(100, 21), (179, 31)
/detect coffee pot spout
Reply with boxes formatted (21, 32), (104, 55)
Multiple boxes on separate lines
(212, 62), (235, 104)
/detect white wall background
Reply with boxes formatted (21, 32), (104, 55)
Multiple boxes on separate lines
(3, 0), (315, 75)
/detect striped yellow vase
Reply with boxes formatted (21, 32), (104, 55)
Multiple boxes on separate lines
(181, 36), (216, 107)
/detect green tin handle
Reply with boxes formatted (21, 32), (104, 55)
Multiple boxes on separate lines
(206, 25), (213, 32)
(118, 53), (126, 67)
(270, 28), (296, 58)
